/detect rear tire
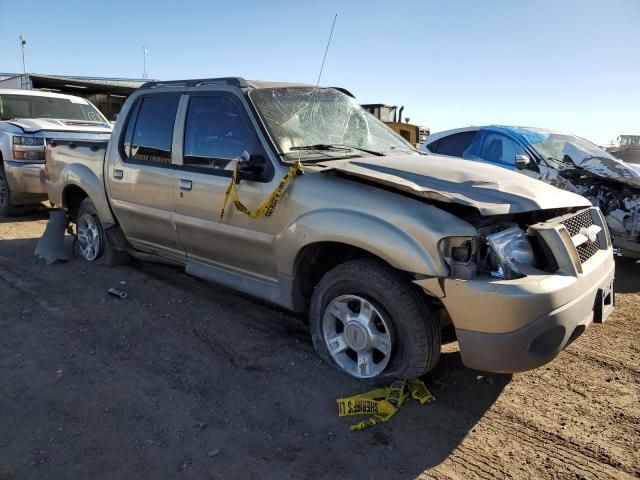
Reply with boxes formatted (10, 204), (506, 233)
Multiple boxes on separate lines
(0, 164), (17, 217)
(75, 198), (130, 266)
(310, 258), (441, 382)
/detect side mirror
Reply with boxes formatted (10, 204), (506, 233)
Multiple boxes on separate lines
(236, 151), (269, 181)
(515, 154), (531, 170)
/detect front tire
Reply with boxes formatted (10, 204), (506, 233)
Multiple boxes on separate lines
(75, 198), (130, 266)
(310, 259), (441, 381)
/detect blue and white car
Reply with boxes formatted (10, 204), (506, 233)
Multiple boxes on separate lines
(422, 126), (640, 259)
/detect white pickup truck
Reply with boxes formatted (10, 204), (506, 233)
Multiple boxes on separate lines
(0, 89), (112, 216)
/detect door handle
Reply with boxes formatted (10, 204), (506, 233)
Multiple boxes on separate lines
(113, 169), (123, 179)
(179, 179), (192, 191)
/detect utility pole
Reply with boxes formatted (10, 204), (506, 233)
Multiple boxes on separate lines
(19, 35), (29, 89)
(19, 35), (27, 74)
(142, 46), (148, 79)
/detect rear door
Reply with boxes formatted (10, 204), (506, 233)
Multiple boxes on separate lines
(105, 93), (185, 261)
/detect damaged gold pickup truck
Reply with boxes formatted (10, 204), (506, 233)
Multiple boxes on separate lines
(45, 78), (615, 381)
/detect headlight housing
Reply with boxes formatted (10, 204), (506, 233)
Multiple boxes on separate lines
(486, 226), (535, 279)
(13, 136), (45, 146)
(13, 135), (46, 161)
(441, 236), (478, 280)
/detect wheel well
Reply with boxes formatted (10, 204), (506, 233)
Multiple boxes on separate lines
(295, 242), (377, 302)
(62, 185), (88, 219)
(294, 242), (450, 325)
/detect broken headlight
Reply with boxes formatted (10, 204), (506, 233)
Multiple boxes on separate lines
(441, 236), (478, 280)
(486, 226), (535, 279)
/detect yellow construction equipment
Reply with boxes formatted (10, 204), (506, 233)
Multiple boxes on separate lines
(361, 103), (429, 147)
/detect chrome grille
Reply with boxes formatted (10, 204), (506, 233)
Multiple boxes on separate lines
(561, 209), (601, 264)
(576, 241), (600, 263)
(561, 209), (593, 237)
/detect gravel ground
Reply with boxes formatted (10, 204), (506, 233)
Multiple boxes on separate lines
(0, 212), (638, 480)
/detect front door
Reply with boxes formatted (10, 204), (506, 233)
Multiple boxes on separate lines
(105, 93), (185, 260)
(172, 92), (282, 280)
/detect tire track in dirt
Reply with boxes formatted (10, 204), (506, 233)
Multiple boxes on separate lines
(445, 454), (497, 480)
(416, 471), (456, 480)
(511, 373), (640, 458)
(445, 444), (517, 480)
(482, 413), (636, 478)
(562, 345), (640, 375)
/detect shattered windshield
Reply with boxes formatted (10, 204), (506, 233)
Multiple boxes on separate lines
(526, 130), (617, 168)
(0, 94), (106, 122)
(249, 87), (417, 161)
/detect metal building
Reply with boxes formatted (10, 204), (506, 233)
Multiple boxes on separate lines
(0, 73), (149, 120)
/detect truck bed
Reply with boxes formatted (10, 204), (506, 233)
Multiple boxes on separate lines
(45, 138), (110, 217)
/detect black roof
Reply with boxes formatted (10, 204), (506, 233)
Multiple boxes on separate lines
(139, 77), (354, 97)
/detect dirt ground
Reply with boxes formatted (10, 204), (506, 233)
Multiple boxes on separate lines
(0, 212), (638, 480)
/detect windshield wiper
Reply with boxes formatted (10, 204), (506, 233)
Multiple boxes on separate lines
(289, 143), (384, 156)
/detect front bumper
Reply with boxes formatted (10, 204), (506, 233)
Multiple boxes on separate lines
(418, 248), (615, 373)
(3, 160), (48, 205)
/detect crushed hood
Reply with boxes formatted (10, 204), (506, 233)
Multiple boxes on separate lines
(5, 118), (113, 134)
(561, 143), (640, 188)
(318, 154), (590, 216)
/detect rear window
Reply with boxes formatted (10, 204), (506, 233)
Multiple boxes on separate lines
(430, 131), (477, 157)
(123, 95), (180, 164)
(0, 94), (104, 122)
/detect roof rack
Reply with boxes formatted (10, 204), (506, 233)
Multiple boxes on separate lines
(139, 77), (248, 90)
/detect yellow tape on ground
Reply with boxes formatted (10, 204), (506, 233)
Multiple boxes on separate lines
(336, 397), (396, 417)
(220, 160), (303, 220)
(336, 378), (434, 431)
(407, 378), (436, 405)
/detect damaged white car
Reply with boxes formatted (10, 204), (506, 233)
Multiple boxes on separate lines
(423, 126), (640, 259)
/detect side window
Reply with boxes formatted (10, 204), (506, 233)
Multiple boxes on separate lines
(434, 131), (477, 157)
(476, 133), (525, 166)
(123, 100), (141, 156)
(183, 95), (257, 170)
(426, 139), (440, 153)
(123, 95), (180, 164)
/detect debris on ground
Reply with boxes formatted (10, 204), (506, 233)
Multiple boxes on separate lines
(107, 287), (128, 299)
(336, 378), (435, 431)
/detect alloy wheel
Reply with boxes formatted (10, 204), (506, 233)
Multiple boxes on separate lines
(77, 213), (102, 261)
(322, 294), (392, 378)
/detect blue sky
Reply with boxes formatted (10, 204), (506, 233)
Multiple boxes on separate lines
(1, 0), (638, 145)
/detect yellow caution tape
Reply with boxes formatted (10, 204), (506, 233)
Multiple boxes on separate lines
(407, 378), (436, 405)
(336, 378), (434, 431)
(220, 160), (303, 221)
